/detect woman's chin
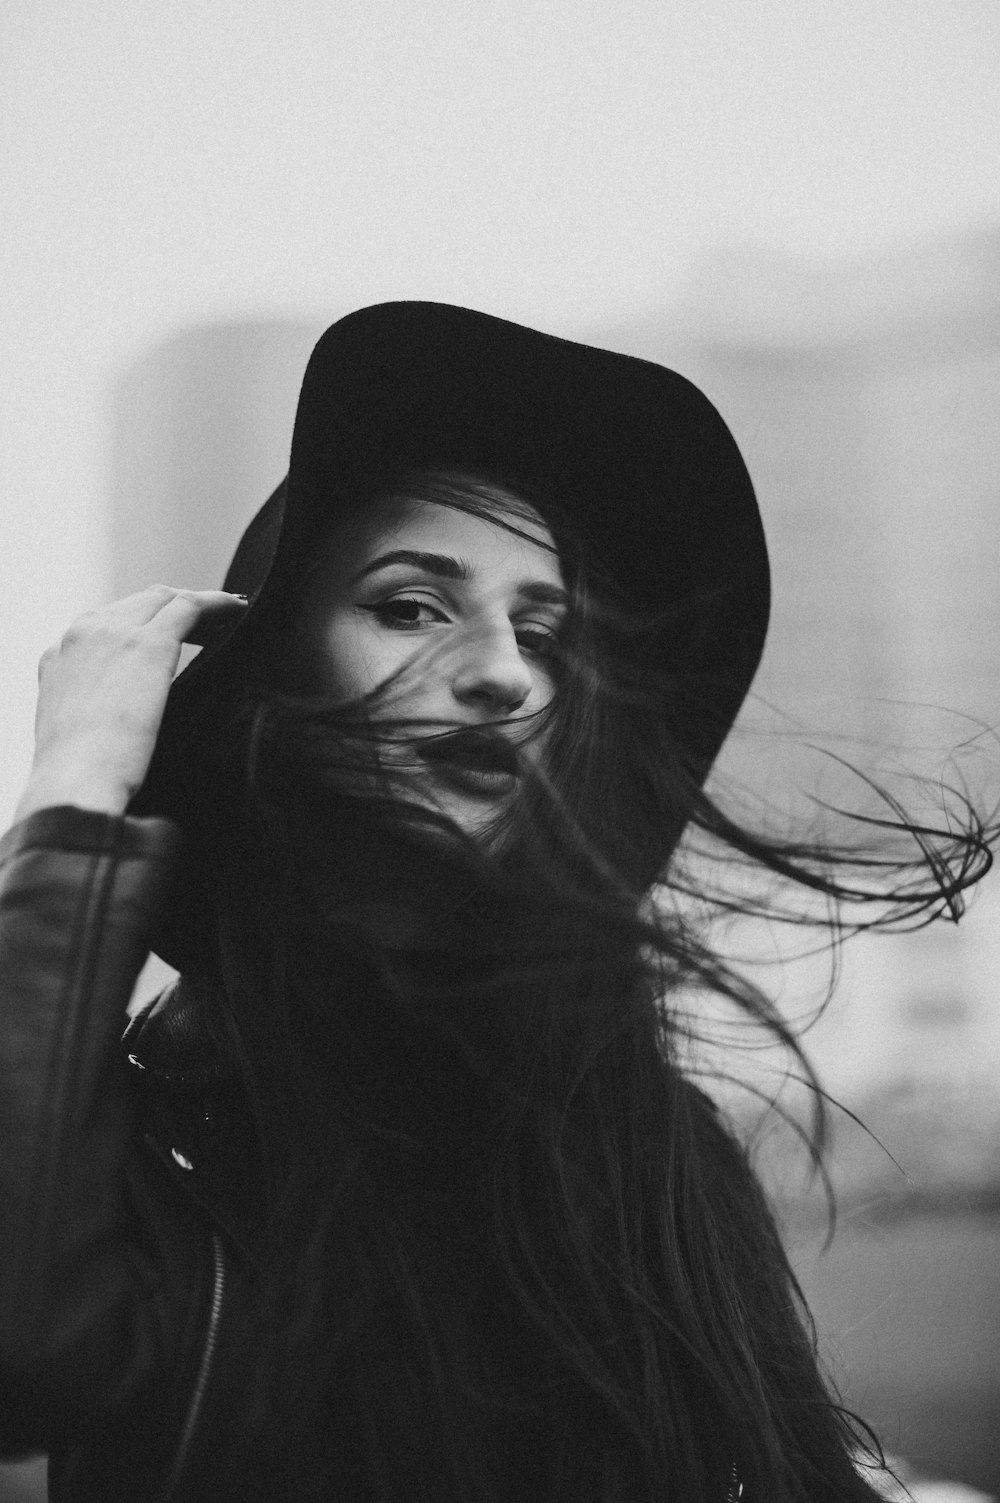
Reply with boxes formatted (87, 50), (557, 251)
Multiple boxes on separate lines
(408, 780), (515, 843)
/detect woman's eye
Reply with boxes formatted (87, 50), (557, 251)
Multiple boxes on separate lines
(365, 597), (446, 630)
(516, 626), (558, 656)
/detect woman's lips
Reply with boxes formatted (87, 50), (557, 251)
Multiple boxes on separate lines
(424, 762), (518, 799)
(416, 729), (520, 800)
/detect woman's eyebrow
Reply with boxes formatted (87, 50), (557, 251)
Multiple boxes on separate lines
(350, 549), (470, 584)
(518, 581), (569, 607)
(351, 549), (569, 607)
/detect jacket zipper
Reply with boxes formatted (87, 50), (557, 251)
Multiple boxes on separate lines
(160, 1230), (227, 1502)
(153, 1223), (738, 1503)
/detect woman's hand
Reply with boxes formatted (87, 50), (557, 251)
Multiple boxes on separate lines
(14, 586), (249, 822)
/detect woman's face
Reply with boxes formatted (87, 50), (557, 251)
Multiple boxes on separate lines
(287, 493), (568, 834)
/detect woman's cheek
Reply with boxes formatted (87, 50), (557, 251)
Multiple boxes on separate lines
(320, 616), (392, 700)
(347, 630), (432, 712)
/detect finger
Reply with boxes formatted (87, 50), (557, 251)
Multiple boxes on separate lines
(149, 590), (250, 647)
(98, 585), (247, 629)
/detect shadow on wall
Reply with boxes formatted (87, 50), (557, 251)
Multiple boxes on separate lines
(108, 316), (330, 1013)
(107, 318), (328, 599)
(595, 229), (1000, 1500)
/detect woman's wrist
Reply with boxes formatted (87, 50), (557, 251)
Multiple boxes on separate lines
(14, 767), (132, 823)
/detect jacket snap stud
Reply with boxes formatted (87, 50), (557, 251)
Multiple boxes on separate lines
(170, 1147), (194, 1171)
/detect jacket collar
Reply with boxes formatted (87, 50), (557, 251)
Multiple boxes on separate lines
(121, 975), (230, 1085)
(121, 977), (269, 1270)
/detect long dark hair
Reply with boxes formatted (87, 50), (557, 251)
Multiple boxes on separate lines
(181, 470), (994, 1501)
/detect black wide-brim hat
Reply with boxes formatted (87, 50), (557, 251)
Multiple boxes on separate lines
(131, 300), (769, 894)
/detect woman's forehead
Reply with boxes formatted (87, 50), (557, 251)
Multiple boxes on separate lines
(304, 494), (564, 591)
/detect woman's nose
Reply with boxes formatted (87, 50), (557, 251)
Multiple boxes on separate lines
(450, 622), (534, 714)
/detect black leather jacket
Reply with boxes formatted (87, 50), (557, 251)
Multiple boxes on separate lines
(0, 804), (274, 1503)
(0, 805), (748, 1503)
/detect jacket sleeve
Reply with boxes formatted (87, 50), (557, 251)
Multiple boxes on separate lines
(0, 805), (187, 1454)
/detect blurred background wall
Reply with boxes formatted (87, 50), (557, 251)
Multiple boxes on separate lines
(2, 1), (999, 1497)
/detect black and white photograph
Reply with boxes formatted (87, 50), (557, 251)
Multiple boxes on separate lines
(2, 4), (999, 1499)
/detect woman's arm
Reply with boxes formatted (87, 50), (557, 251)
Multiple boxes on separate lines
(0, 584), (246, 1453)
(0, 805), (182, 1452)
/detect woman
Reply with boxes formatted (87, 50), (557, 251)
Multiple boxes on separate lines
(0, 302), (990, 1502)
